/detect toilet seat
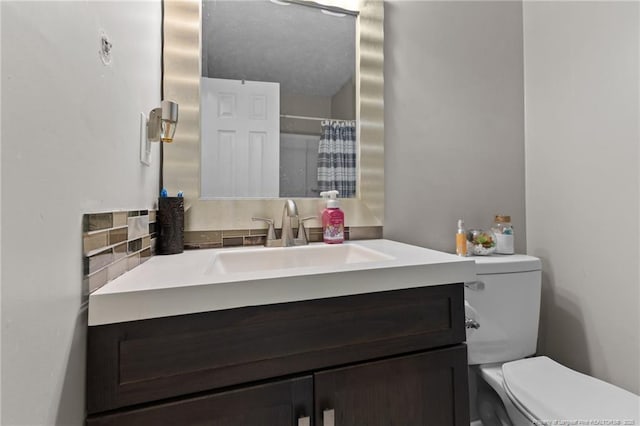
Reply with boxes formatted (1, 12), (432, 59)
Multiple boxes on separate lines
(501, 382), (537, 424)
(502, 356), (640, 424)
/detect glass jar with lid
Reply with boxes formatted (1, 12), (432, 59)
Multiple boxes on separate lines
(491, 215), (514, 254)
(467, 229), (497, 255)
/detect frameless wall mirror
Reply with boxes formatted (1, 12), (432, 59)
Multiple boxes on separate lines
(162, 0), (384, 231)
(201, 0), (357, 199)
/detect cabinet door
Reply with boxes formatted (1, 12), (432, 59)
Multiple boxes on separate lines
(314, 345), (469, 426)
(87, 376), (313, 426)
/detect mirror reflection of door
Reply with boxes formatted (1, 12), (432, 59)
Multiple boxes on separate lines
(201, 0), (356, 199)
(201, 78), (280, 198)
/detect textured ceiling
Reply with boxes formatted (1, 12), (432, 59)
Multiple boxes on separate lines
(202, 0), (356, 97)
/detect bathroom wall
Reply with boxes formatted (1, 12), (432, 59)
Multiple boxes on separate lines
(0, 4), (3, 420)
(1, 2), (161, 424)
(281, 93), (331, 135)
(331, 78), (356, 120)
(384, 0), (526, 253)
(524, 1), (640, 393)
(280, 133), (320, 197)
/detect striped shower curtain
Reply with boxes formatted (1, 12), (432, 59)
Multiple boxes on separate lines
(317, 120), (357, 198)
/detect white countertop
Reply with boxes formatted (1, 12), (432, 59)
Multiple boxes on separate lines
(88, 239), (476, 325)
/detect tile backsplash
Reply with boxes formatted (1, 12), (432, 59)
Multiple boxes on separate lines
(82, 210), (156, 295)
(82, 209), (382, 295)
(184, 226), (383, 250)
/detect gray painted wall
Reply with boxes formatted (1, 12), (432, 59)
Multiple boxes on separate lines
(524, 1), (640, 393)
(1, 2), (161, 423)
(384, 1), (526, 254)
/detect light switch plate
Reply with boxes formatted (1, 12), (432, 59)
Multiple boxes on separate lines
(140, 112), (151, 166)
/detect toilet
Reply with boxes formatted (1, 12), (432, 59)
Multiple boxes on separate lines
(465, 255), (640, 425)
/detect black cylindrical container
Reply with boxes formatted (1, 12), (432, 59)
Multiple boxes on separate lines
(158, 197), (184, 255)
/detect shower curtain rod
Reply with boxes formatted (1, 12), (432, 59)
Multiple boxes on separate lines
(281, 0), (359, 17)
(280, 114), (353, 122)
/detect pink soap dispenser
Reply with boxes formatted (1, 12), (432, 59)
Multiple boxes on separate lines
(320, 190), (344, 244)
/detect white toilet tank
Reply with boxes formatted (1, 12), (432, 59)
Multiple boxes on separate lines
(465, 255), (542, 365)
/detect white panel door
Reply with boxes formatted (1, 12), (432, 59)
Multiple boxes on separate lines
(201, 77), (280, 198)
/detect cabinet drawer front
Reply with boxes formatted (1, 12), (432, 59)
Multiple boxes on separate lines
(88, 284), (464, 413)
(87, 375), (313, 426)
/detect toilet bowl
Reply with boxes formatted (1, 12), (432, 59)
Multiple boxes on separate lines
(466, 255), (640, 425)
(475, 357), (640, 426)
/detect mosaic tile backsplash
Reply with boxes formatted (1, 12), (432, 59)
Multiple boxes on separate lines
(83, 208), (381, 295)
(183, 226), (383, 250)
(83, 210), (156, 294)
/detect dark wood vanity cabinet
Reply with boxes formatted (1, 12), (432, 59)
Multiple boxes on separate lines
(315, 345), (469, 425)
(87, 376), (314, 426)
(87, 284), (470, 426)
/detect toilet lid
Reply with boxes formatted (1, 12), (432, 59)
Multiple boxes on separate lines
(502, 356), (640, 422)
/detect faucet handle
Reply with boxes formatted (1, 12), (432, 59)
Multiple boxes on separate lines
(252, 217), (276, 241)
(296, 216), (316, 245)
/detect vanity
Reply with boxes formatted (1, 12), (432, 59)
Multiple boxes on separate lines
(85, 1), (473, 423)
(86, 240), (475, 425)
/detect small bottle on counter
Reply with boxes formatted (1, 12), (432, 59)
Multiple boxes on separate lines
(492, 215), (514, 254)
(456, 219), (467, 257)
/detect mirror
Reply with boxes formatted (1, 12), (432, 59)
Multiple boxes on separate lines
(162, 0), (384, 231)
(201, 0), (356, 199)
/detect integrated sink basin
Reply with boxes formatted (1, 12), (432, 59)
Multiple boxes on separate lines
(211, 243), (394, 274)
(88, 239), (476, 325)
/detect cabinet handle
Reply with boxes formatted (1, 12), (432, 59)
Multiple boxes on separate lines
(298, 416), (310, 426)
(323, 408), (335, 426)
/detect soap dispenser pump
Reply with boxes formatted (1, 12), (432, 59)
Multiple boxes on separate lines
(319, 190), (344, 244)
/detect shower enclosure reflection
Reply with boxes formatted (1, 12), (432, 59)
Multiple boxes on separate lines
(200, 0), (357, 199)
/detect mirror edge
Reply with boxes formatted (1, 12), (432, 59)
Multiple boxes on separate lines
(162, 0), (384, 231)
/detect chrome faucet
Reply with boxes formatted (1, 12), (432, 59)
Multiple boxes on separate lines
(252, 200), (315, 247)
(280, 199), (299, 247)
